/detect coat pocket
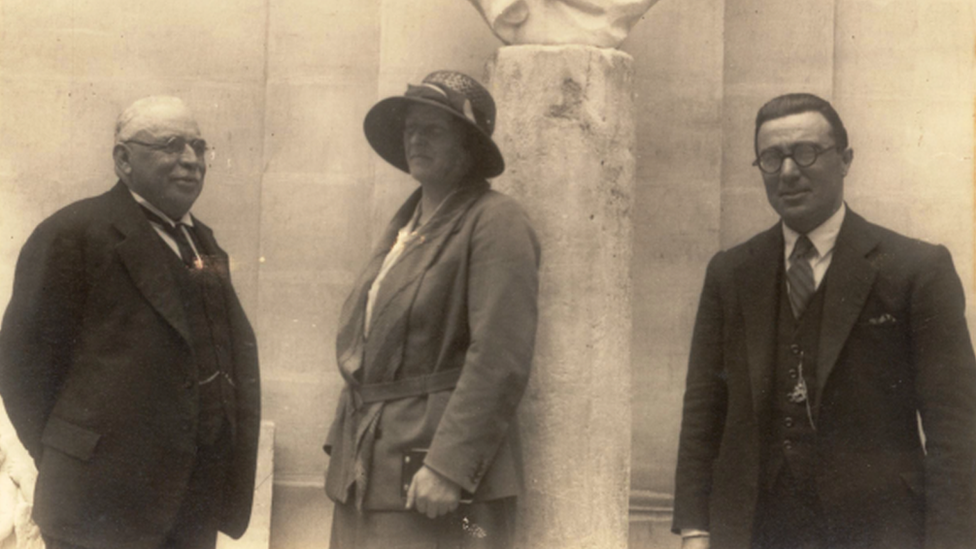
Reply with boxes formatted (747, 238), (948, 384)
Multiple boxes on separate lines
(40, 416), (101, 461)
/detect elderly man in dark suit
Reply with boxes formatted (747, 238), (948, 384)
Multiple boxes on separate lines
(0, 96), (261, 549)
(672, 93), (976, 549)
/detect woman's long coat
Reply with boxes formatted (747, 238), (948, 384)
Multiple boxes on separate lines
(325, 180), (540, 510)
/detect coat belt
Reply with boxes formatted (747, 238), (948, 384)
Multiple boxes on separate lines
(353, 368), (463, 407)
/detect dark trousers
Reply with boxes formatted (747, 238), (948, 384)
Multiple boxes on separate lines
(753, 466), (826, 549)
(162, 422), (232, 549)
(43, 424), (232, 549)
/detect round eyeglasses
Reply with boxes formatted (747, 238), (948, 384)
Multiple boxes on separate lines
(125, 136), (209, 157)
(753, 143), (841, 174)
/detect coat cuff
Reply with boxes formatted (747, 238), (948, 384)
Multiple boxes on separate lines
(422, 451), (489, 495)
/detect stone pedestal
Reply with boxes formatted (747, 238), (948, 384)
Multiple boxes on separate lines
(487, 45), (635, 549)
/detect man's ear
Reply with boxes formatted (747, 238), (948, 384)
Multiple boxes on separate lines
(113, 143), (132, 177)
(840, 147), (854, 176)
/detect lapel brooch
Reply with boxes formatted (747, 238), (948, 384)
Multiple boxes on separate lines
(867, 313), (897, 325)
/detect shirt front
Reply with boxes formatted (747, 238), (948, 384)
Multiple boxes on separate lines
(782, 202), (846, 291)
(129, 189), (202, 264)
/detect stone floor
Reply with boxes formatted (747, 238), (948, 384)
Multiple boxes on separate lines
(629, 518), (681, 549)
(267, 484), (333, 549)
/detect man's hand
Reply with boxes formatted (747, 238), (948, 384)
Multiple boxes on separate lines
(681, 536), (710, 549)
(405, 465), (462, 519)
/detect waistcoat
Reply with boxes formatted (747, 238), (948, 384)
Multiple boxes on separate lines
(767, 276), (827, 489)
(164, 243), (237, 447)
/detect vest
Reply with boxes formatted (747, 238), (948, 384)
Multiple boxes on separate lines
(767, 274), (827, 489)
(163, 237), (237, 448)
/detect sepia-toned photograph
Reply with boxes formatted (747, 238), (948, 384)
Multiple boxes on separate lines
(0, 1), (973, 548)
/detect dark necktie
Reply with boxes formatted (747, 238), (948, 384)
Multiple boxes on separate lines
(139, 205), (200, 268)
(788, 235), (816, 318)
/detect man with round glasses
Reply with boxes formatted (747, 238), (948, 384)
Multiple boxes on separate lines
(673, 93), (976, 548)
(0, 96), (261, 549)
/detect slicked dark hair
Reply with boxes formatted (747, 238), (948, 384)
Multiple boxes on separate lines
(754, 93), (849, 156)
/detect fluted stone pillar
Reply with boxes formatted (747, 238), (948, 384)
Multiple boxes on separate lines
(487, 45), (635, 549)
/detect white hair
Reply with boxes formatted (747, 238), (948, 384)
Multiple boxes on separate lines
(114, 95), (189, 144)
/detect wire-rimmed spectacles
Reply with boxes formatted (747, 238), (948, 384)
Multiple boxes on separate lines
(125, 136), (209, 157)
(753, 143), (841, 174)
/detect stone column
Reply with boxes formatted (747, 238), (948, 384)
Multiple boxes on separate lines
(487, 45), (635, 549)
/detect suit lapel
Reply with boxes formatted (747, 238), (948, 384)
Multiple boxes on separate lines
(365, 181), (490, 336)
(360, 181), (490, 384)
(334, 190), (421, 383)
(736, 224), (783, 420)
(334, 253), (384, 383)
(109, 183), (193, 346)
(814, 210), (879, 412)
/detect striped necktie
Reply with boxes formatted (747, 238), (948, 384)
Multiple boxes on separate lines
(139, 205), (199, 268)
(788, 235), (816, 318)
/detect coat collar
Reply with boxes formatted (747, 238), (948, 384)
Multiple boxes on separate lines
(368, 180), (489, 325)
(334, 179), (491, 384)
(374, 180), (491, 261)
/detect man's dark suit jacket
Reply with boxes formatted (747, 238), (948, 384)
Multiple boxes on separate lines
(673, 209), (976, 549)
(0, 182), (261, 549)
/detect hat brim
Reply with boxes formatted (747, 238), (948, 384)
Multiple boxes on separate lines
(363, 95), (505, 179)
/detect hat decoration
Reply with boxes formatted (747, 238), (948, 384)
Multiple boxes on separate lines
(363, 71), (505, 179)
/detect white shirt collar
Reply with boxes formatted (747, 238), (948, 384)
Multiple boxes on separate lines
(782, 202), (846, 260)
(128, 188), (195, 227)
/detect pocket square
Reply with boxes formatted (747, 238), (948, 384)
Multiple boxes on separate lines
(868, 313), (897, 325)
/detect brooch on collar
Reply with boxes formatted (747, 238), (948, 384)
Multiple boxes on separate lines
(868, 313), (897, 325)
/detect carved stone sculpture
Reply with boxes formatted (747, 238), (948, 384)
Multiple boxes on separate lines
(467, 0), (659, 48)
(0, 405), (43, 549)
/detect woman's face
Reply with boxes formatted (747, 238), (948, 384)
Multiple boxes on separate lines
(403, 104), (473, 187)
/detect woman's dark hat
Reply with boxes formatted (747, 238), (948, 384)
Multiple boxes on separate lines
(364, 71), (505, 179)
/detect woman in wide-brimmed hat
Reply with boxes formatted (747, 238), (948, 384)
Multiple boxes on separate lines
(323, 71), (540, 548)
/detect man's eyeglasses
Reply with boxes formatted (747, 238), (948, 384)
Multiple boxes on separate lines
(125, 136), (209, 157)
(753, 143), (841, 174)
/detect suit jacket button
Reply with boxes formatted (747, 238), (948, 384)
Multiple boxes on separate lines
(783, 439), (793, 450)
(790, 344), (801, 355)
(784, 417), (794, 428)
(788, 369), (798, 380)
